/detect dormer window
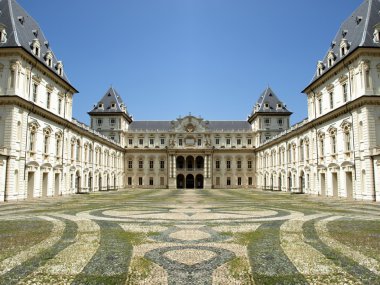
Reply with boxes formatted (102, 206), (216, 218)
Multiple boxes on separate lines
(45, 51), (53, 68)
(264, 103), (269, 109)
(373, 24), (380, 43)
(98, 103), (104, 109)
(327, 51), (336, 67)
(31, 39), (40, 57)
(111, 103), (116, 109)
(55, 61), (63, 76)
(340, 39), (349, 57)
(317, 61), (325, 76)
(276, 103), (282, 109)
(0, 26), (7, 43)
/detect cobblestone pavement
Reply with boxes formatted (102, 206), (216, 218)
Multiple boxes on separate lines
(0, 189), (379, 285)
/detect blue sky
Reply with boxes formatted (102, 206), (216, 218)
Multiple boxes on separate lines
(18, 0), (363, 125)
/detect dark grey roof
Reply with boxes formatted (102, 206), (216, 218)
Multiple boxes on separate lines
(129, 120), (252, 132)
(311, 0), (380, 83)
(249, 87), (291, 119)
(0, 0), (70, 83)
(207, 121), (251, 131)
(89, 87), (132, 120)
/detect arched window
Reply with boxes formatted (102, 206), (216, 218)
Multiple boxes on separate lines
(329, 128), (337, 154)
(318, 133), (325, 157)
(28, 122), (39, 153)
(55, 132), (62, 157)
(43, 127), (51, 155)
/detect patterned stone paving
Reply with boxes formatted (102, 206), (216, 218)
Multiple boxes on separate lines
(0, 189), (379, 284)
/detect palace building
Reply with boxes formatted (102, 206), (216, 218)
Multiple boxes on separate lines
(0, 0), (379, 202)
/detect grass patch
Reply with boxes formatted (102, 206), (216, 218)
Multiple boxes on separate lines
(328, 219), (380, 261)
(0, 219), (52, 261)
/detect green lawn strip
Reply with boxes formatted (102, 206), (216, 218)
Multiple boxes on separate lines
(0, 218), (53, 262)
(303, 218), (380, 284)
(71, 221), (134, 285)
(0, 218), (77, 285)
(246, 221), (308, 285)
(327, 219), (380, 262)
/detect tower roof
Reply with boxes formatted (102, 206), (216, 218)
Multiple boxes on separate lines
(0, 0), (73, 85)
(248, 87), (292, 123)
(88, 87), (133, 123)
(309, 0), (380, 85)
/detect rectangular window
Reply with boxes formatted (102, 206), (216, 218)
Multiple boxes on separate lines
(278, 119), (283, 126)
(149, 160), (154, 169)
(129, 139), (133, 145)
(247, 139), (252, 145)
(139, 160), (143, 169)
(216, 177), (220, 186)
(161, 138), (165, 145)
(149, 177), (154, 186)
(248, 160), (252, 169)
(58, 98), (62, 115)
(138, 177), (143, 186)
(329, 92), (334, 109)
(32, 83), (38, 102)
(127, 177), (132, 186)
(46, 92), (51, 109)
(345, 132), (351, 151)
(227, 160), (231, 169)
(331, 136), (337, 154)
(237, 160), (242, 169)
(216, 160), (220, 169)
(265, 118), (271, 125)
(319, 98), (322, 115)
(97, 119), (103, 126)
(343, 83), (348, 102)
(197, 139), (202, 146)
(110, 118), (116, 126)
(238, 177), (242, 186)
(160, 160), (165, 169)
(215, 138), (220, 145)
(226, 138), (231, 145)
(237, 139), (241, 145)
(227, 177), (231, 186)
(248, 177), (253, 186)
(139, 139), (144, 145)
(128, 160), (133, 169)
(150, 138), (154, 145)
(179, 139), (183, 146)
(29, 132), (35, 151)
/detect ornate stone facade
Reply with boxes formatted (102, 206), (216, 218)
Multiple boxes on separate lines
(0, 0), (379, 202)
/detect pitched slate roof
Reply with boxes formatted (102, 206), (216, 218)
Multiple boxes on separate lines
(88, 87), (133, 122)
(0, 0), (71, 84)
(129, 120), (252, 132)
(310, 0), (380, 84)
(248, 87), (292, 123)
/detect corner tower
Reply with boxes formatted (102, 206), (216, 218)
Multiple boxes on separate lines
(88, 87), (132, 145)
(248, 87), (292, 146)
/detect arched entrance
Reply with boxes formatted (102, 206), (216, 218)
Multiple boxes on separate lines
(107, 174), (110, 190)
(186, 156), (194, 170)
(75, 170), (81, 193)
(196, 174), (204, 189)
(186, 174), (194, 189)
(287, 172), (292, 192)
(114, 175), (117, 190)
(278, 175), (282, 191)
(195, 156), (204, 169)
(88, 174), (93, 192)
(270, 174), (274, 190)
(176, 156), (185, 169)
(177, 174), (185, 189)
(299, 171), (305, 193)
(99, 175), (102, 191)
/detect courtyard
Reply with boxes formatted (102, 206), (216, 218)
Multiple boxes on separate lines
(0, 189), (379, 285)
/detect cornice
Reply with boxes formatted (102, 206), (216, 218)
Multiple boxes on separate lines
(256, 95), (380, 151)
(0, 95), (124, 152)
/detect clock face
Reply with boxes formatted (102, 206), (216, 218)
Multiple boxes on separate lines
(186, 123), (195, 133)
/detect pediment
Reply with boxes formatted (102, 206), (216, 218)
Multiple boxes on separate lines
(171, 115), (208, 133)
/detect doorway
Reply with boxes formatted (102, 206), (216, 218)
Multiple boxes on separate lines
(196, 174), (204, 189)
(186, 174), (194, 189)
